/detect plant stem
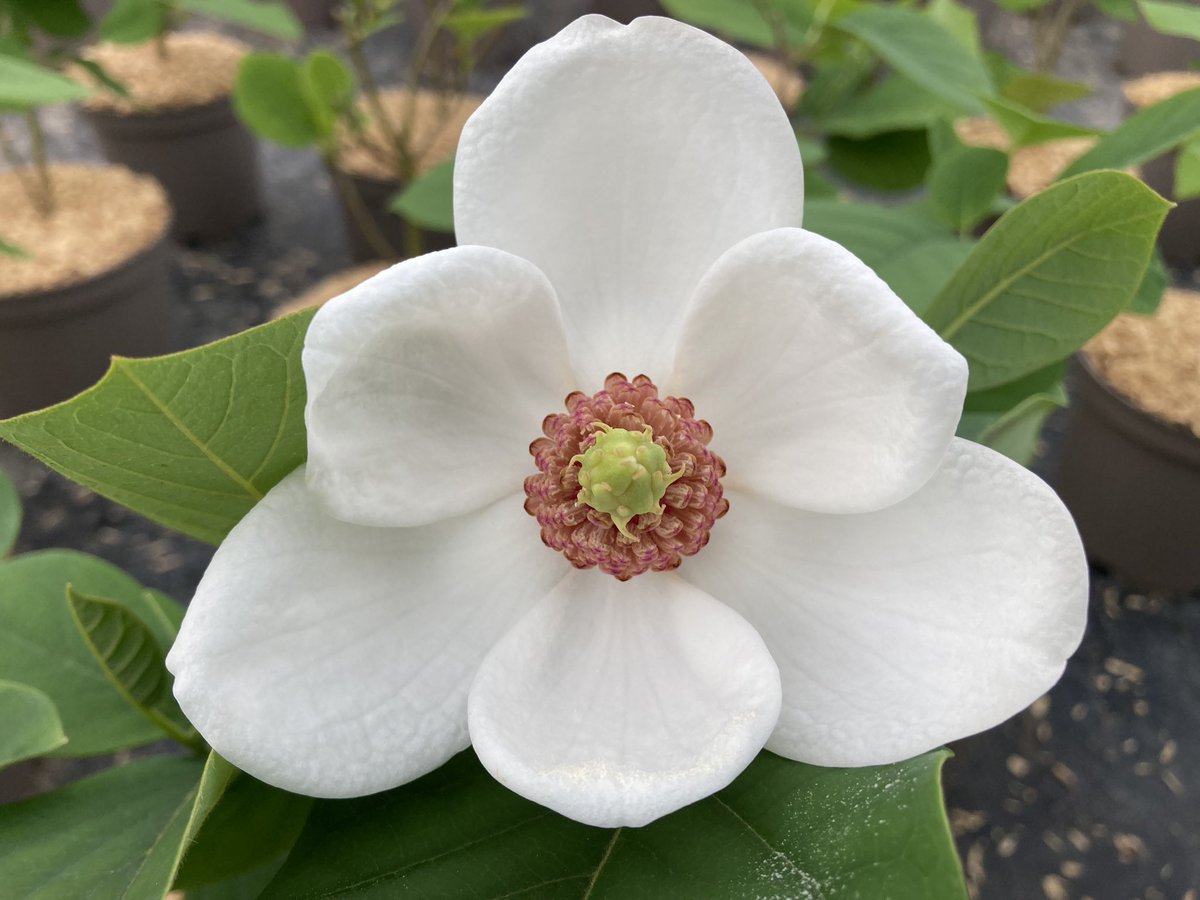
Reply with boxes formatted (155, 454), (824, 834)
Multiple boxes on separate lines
(24, 109), (54, 217)
(328, 152), (400, 260)
(396, 0), (456, 172)
(1034, 0), (1084, 72)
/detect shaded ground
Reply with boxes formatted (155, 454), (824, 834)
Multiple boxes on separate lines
(1, 7), (1197, 900)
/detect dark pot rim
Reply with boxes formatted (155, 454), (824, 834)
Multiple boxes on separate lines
(1073, 352), (1200, 470)
(82, 94), (236, 137)
(0, 228), (173, 324)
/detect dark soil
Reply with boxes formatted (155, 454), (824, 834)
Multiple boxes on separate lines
(0, 7), (1197, 900)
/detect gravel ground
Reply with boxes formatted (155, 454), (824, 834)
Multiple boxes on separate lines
(1, 6), (1198, 899)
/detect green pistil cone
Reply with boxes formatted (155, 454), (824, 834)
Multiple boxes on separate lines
(571, 423), (682, 540)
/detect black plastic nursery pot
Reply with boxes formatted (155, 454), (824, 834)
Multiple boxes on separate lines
(285, 0), (336, 30)
(0, 236), (175, 419)
(1057, 355), (1200, 591)
(1139, 151), (1200, 268)
(83, 98), (262, 244)
(335, 168), (455, 262)
(1119, 0), (1199, 75)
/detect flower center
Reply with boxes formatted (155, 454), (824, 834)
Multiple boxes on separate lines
(525, 373), (727, 580)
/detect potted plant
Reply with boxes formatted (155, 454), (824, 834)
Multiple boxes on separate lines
(1119, 0), (1200, 74)
(75, 0), (302, 242)
(1058, 289), (1200, 590)
(234, 0), (526, 261)
(0, 6), (175, 417)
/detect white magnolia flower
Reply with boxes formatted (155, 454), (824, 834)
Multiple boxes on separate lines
(167, 16), (1088, 828)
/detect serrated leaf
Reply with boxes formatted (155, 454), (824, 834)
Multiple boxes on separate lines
(262, 749), (965, 899)
(178, 0), (302, 40)
(0, 681), (67, 768)
(0, 551), (186, 756)
(929, 145), (1009, 232)
(389, 158), (454, 232)
(1138, 0), (1200, 38)
(0, 756), (205, 899)
(0, 311), (314, 545)
(836, 6), (994, 113)
(0, 467), (19, 556)
(924, 171), (1169, 389)
(66, 585), (196, 746)
(1061, 87), (1200, 178)
(0, 54), (90, 108)
(234, 53), (322, 148)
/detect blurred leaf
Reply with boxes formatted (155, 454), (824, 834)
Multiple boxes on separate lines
(389, 158), (455, 232)
(0, 54), (90, 108)
(0, 681), (66, 769)
(994, 0), (1052, 9)
(263, 749), (965, 899)
(178, 0), (302, 40)
(70, 57), (132, 100)
(0, 551), (183, 755)
(985, 96), (1099, 147)
(803, 197), (949, 269)
(926, 0), (982, 54)
(958, 392), (1064, 465)
(234, 53), (322, 147)
(660, 0), (806, 48)
(0, 236), (29, 258)
(66, 585), (197, 746)
(1174, 135), (1200, 199)
(0, 467), (19, 556)
(99, 0), (164, 43)
(7, 0), (89, 37)
(299, 50), (355, 138)
(924, 171), (1169, 389)
(828, 128), (932, 190)
(444, 4), (526, 45)
(963, 361), (1067, 412)
(1128, 250), (1168, 315)
(988, 55), (1092, 112)
(818, 75), (959, 137)
(1095, 0), (1140, 19)
(836, 6), (993, 113)
(878, 237), (975, 316)
(1062, 87), (1200, 177)
(930, 145), (1009, 232)
(0, 756), (206, 899)
(0, 311), (314, 545)
(1138, 0), (1200, 38)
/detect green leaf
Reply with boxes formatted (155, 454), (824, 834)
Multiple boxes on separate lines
(659, 0), (803, 48)
(878, 237), (975, 316)
(388, 158), (455, 232)
(0, 235), (30, 258)
(803, 197), (949, 270)
(827, 129), (932, 191)
(0, 466), (19, 556)
(298, 49), (355, 139)
(989, 56), (1092, 113)
(0, 755), (205, 899)
(836, 5), (993, 113)
(0, 54), (90, 108)
(1137, 0), (1200, 38)
(972, 393), (1063, 465)
(924, 171), (1170, 390)
(0, 311), (314, 545)
(1061, 87), (1200, 178)
(7, 0), (89, 37)
(929, 145), (1010, 232)
(99, 0), (164, 43)
(0, 551), (185, 756)
(234, 53), (322, 148)
(1174, 135), (1200, 200)
(178, 0), (302, 40)
(1129, 250), (1168, 315)
(0, 681), (67, 768)
(70, 57), (132, 100)
(263, 749), (965, 899)
(963, 360), (1067, 413)
(66, 585), (197, 748)
(818, 75), (960, 138)
(175, 762), (313, 890)
(444, 5), (527, 45)
(926, 0), (983, 55)
(985, 96), (1099, 148)
(1094, 0), (1140, 20)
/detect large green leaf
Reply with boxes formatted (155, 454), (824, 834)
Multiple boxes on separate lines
(836, 6), (993, 113)
(1138, 0), (1200, 38)
(923, 171), (1169, 390)
(0, 551), (184, 756)
(1061, 87), (1200, 178)
(0, 681), (66, 769)
(178, 0), (302, 39)
(929, 145), (1010, 232)
(0, 54), (90, 108)
(827, 129), (932, 191)
(803, 198), (949, 270)
(7, 0), (90, 37)
(877, 237), (975, 316)
(389, 158), (455, 232)
(262, 749), (965, 899)
(0, 756), (205, 899)
(0, 467), (19, 556)
(66, 586), (197, 748)
(234, 54), (323, 148)
(0, 311), (314, 545)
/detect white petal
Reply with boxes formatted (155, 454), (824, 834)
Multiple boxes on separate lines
(166, 469), (567, 798)
(303, 246), (575, 528)
(454, 15), (804, 389)
(467, 570), (781, 827)
(681, 439), (1088, 767)
(671, 228), (968, 514)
